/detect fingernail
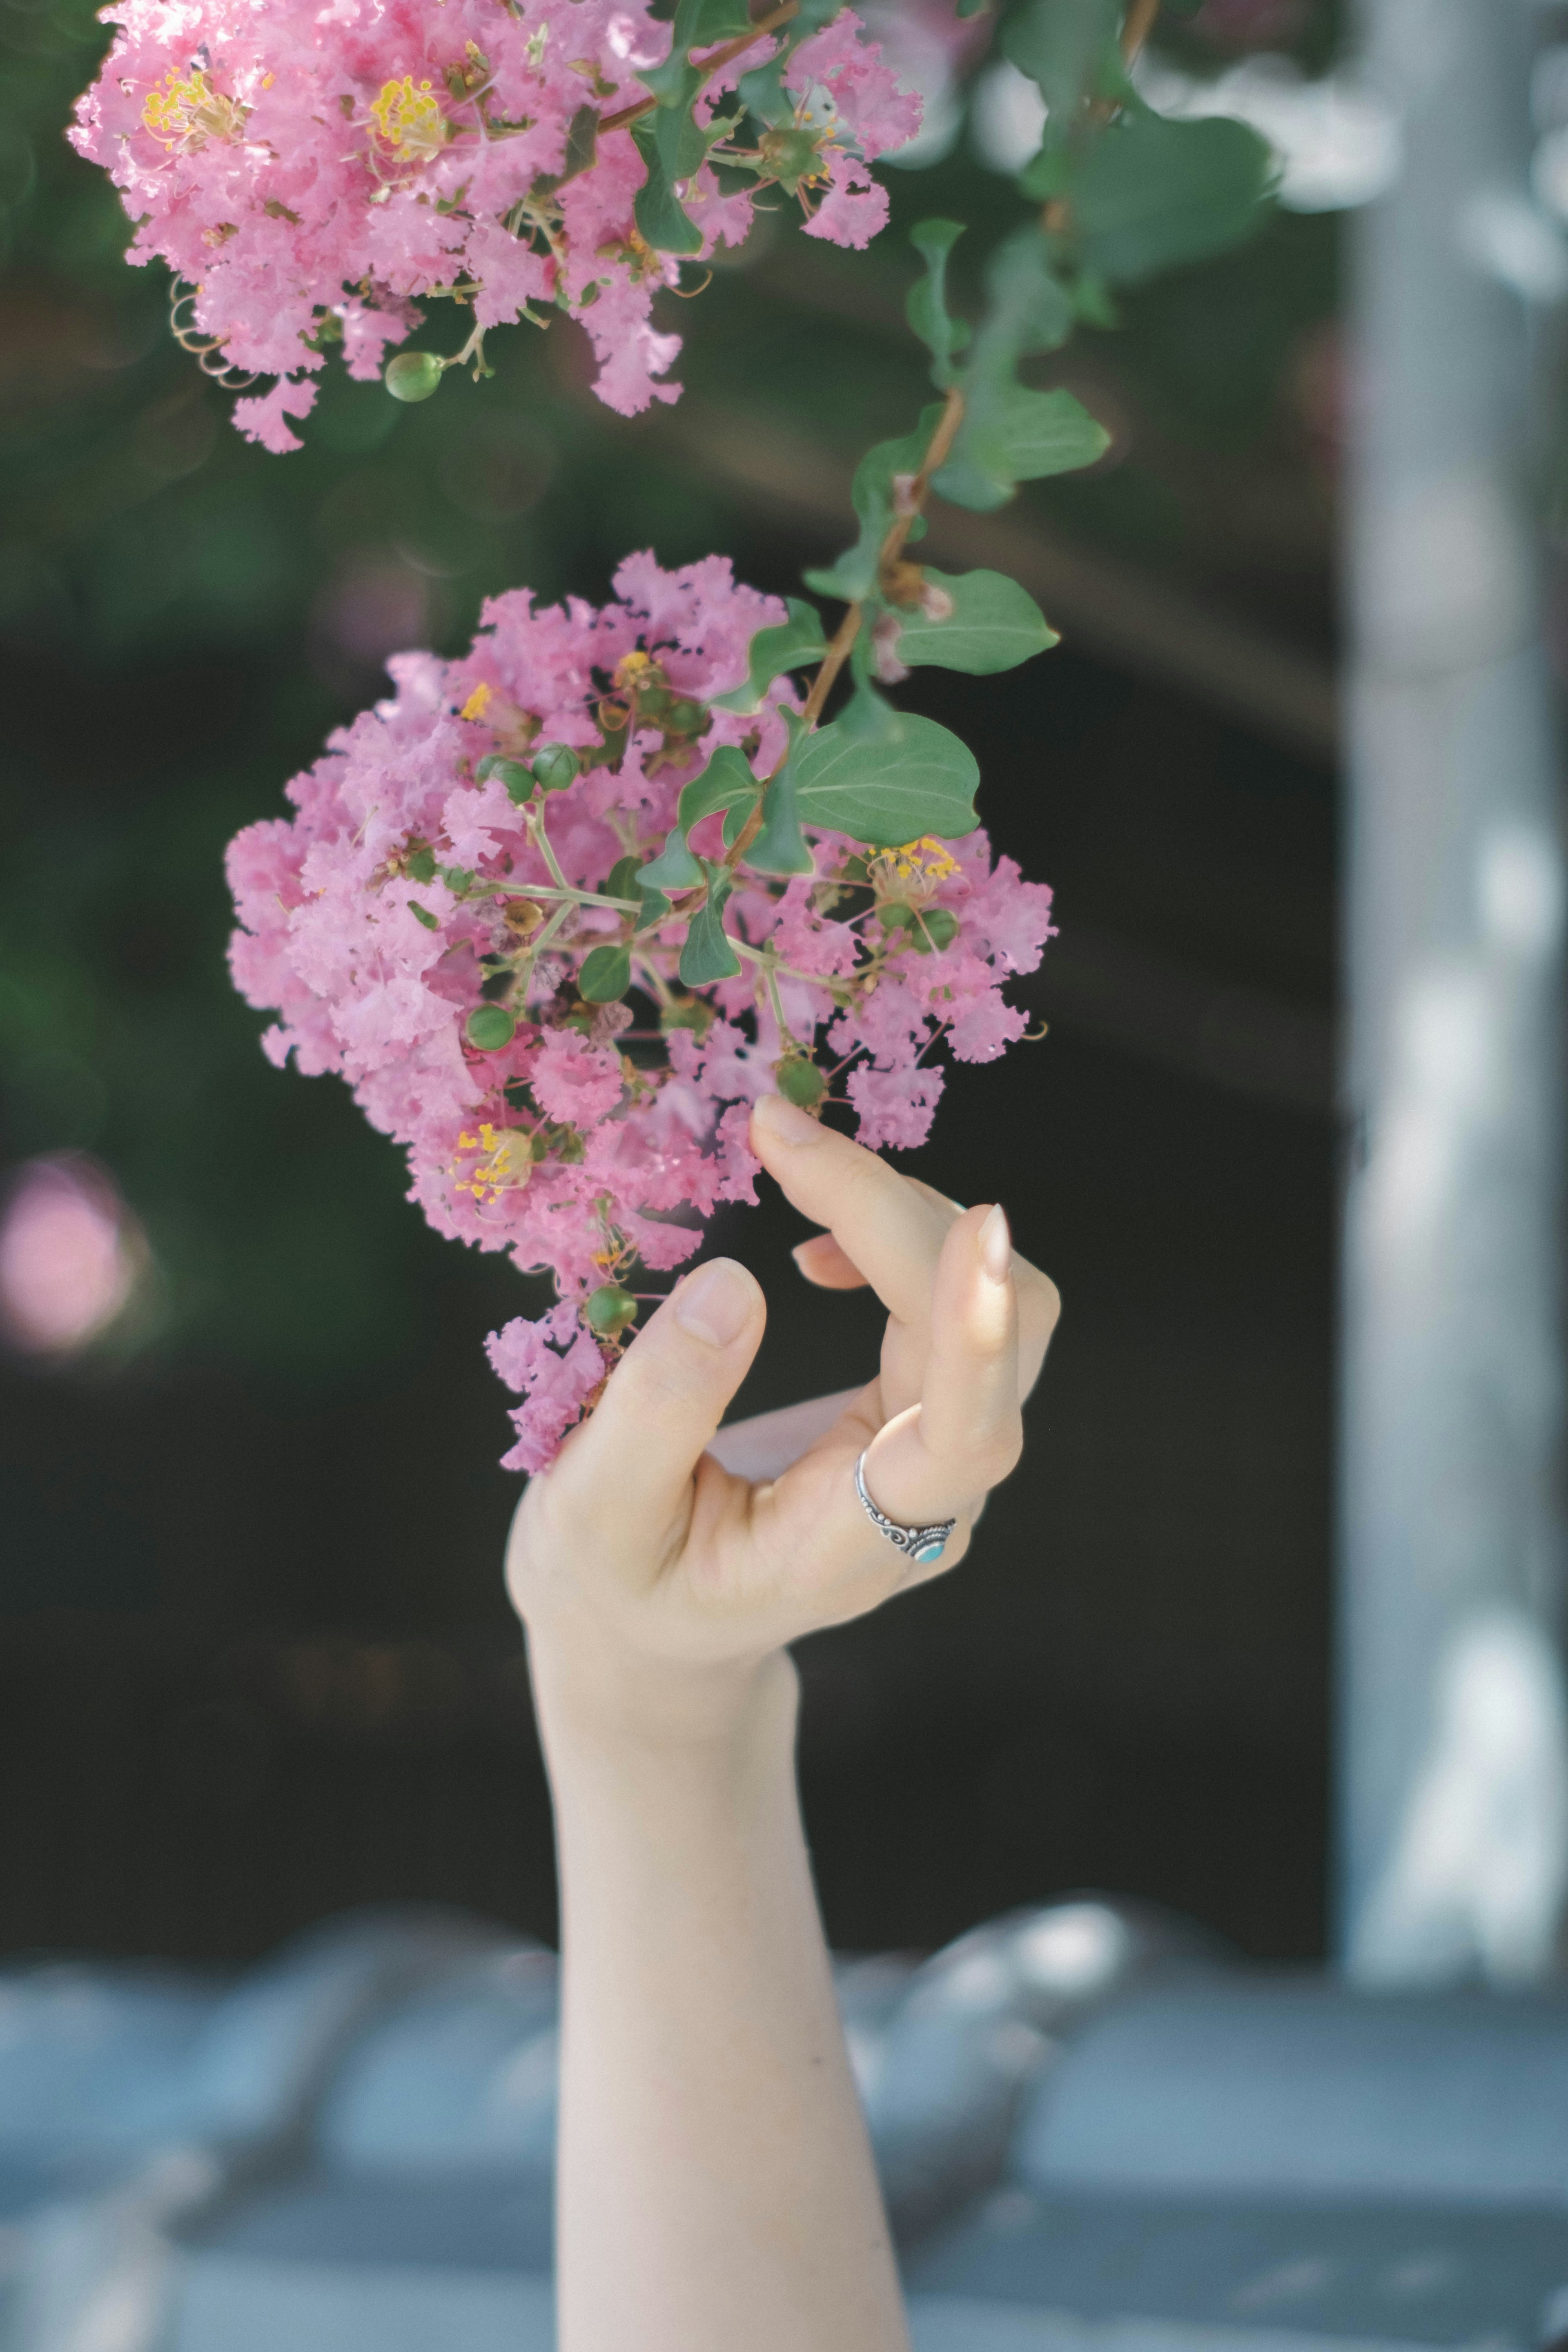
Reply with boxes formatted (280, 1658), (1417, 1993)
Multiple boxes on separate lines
(674, 1258), (756, 1348)
(978, 1203), (1011, 1283)
(753, 1093), (822, 1145)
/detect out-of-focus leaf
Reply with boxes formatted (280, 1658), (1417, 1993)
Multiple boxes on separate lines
(938, 233), (1085, 512)
(632, 105), (708, 254)
(1071, 109), (1274, 285)
(802, 410), (939, 603)
(1003, 0), (1123, 147)
(935, 383), (1109, 511)
(906, 218), (971, 387)
(880, 567), (1059, 674)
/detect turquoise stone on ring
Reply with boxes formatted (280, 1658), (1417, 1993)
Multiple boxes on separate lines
(853, 1451), (957, 1566)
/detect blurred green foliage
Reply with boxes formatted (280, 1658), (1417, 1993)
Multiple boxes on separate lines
(0, 0), (1339, 1384)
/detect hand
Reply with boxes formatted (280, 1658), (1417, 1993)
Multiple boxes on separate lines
(506, 1091), (1060, 1740)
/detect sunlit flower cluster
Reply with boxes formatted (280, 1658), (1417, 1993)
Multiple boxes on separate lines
(226, 555), (1053, 1468)
(70, 2), (920, 448)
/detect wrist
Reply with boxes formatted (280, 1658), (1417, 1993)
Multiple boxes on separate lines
(526, 1621), (799, 1774)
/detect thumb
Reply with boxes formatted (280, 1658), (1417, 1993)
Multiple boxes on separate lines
(546, 1258), (766, 1537)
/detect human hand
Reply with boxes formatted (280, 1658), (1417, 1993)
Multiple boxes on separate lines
(507, 1091), (1059, 1744)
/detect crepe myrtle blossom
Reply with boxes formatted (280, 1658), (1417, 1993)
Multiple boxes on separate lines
(69, 2), (920, 448)
(225, 553), (1053, 1470)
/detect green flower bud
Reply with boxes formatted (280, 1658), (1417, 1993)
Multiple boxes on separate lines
(664, 699), (705, 735)
(405, 846), (436, 883)
(775, 1056), (826, 1109)
(879, 903), (917, 933)
(465, 1004), (517, 1051)
(530, 742), (581, 793)
(585, 1283), (638, 1336)
(912, 906), (960, 954)
(385, 350), (443, 403)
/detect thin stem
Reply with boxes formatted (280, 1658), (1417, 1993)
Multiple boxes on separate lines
(1120, 0), (1161, 67)
(597, 1), (800, 136)
(876, 383), (966, 581)
(528, 801), (571, 894)
(723, 385), (967, 873)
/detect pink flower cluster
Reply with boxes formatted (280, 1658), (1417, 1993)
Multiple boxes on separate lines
(226, 554), (1053, 1470)
(70, 2), (920, 447)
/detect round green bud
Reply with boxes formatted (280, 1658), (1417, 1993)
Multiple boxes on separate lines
(465, 1004), (517, 1051)
(664, 699), (704, 735)
(879, 903), (917, 933)
(775, 1056), (826, 1109)
(912, 906), (960, 954)
(585, 1283), (638, 1336)
(385, 350), (443, 403)
(530, 743), (581, 793)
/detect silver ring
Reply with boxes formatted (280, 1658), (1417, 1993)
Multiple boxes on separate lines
(854, 1450), (956, 1566)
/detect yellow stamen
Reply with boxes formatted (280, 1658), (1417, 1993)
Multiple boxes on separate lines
(142, 67), (248, 150)
(369, 75), (448, 166)
(459, 682), (493, 722)
(452, 1120), (534, 1201)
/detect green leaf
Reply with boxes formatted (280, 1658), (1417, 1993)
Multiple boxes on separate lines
(607, 854), (673, 931)
(906, 219), (970, 387)
(679, 744), (760, 835)
(746, 766), (815, 876)
(638, 0), (751, 105)
(679, 862), (741, 985)
(937, 235), (1092, 513)
(790, 713), (980, 847)
(710, 599), (829, 714)
(935, 383), (1109, 512)
(1002, 0), (1122, 147)
(880, 567), (1058, 674)
(1070, 109), (1274, 285)
(409, 902), (439, 931)
(579, 943), (633, 1003)
(639, 746), (759, 889)
(532, 102), (599, 195)
(802, 407), (942, 603)
(633, 105), (707, 254)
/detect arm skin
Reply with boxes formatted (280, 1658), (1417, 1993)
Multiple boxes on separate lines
(508, 1093), (1060, 2352)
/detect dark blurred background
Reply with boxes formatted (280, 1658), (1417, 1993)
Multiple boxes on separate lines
(0, 0), (1341, 1967)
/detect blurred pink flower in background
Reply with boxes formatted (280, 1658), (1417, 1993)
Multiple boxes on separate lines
(0, 1156), (145, 1357)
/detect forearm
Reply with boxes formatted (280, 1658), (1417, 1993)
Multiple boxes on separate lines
(532, 1638), (910, 2352)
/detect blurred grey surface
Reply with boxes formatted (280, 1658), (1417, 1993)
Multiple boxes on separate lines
(1, 1900), (1566, 2351)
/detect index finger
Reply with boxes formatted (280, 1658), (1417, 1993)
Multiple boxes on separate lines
(750, 1094), (953, 1326)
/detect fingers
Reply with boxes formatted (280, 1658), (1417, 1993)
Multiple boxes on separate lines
(545, 1258), (766, 1545)
(753, 1205), (1024, 1609)
(705, 1387), (865, 1480)
(792, 1234), (868, 1290)
(864, 1204), (1023, 1530)
(760, 1095), (1061, 1405)
(752, 1094), (954, 1325)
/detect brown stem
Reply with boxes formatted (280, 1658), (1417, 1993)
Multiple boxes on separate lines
(1120, 0), (1161, 67)
(1042, 0), (1161, 228)
(722, 385), (967, 872)
(598, 0), (800, 136)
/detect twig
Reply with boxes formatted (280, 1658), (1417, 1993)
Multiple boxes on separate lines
(598, 0), (800, 136)
(722, 384), (966, 870)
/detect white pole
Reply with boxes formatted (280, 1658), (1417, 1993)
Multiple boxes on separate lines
(1340, 0), (1568, 1985)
